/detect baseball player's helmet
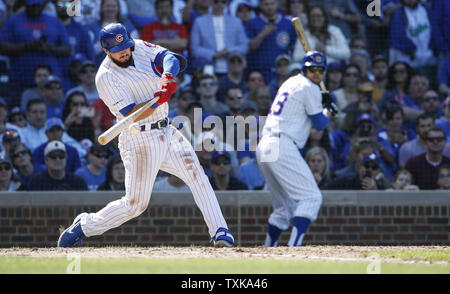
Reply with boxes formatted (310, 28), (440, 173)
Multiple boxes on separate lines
(302, 51), (327, 73)
(100, 23), (135, 53)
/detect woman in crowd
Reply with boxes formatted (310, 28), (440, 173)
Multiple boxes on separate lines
(379, 61), (413, 110)
(333, 64), (362, 111)
(292, 5), (350, 64)
(97, 155), (125, 191)
(62, 91), (95, 143)
(305, 146), (332, 189)
(0, 158), (22, 191)
(9, 142), (41, 188)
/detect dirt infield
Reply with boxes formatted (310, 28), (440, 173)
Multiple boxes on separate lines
(1, 246), (448, 264)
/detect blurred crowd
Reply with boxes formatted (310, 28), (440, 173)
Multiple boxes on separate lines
(0, 0), (449, 192)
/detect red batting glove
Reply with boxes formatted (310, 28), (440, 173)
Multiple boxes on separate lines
(156, 73), (177, 105)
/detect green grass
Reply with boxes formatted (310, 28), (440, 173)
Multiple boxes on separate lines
(369, 249), (450, 263)
(0, 256), (449, 274)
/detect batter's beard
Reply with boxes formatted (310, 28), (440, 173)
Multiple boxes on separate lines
(111, 54), (134, 68)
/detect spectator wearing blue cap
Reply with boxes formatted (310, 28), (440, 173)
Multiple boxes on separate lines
(0, 0), (71, 107)
(8, 107), (27, 129)
(20, 64), (52, 110)
(209, 150), (248, 190)
(32, 117), (81, 173)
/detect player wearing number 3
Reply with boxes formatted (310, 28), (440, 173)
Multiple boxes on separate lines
(57, 23), (234, 248)
(256, 51), (332, 247)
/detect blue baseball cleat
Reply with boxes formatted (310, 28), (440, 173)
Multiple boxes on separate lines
(212, 227), (234, 247)
(57, 213), (88, 248)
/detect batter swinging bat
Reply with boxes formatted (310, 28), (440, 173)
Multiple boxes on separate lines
(291, 17), (327, 92)
(98, 95), (161, 145)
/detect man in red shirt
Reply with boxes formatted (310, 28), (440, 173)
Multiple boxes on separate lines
(141, 0), (188, 55)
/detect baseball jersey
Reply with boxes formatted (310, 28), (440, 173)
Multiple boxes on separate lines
(95, 39), (168, 124)
(263, 74), (323, 149)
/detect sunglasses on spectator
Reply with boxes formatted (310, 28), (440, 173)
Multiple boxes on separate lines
(227, 95), (243, 101)
(363, 162), (379, 170)
(200, 81), (216, 87)
(93, 152), (109, 159)
(345, 72), (359, 77)
(250, 77), (264, 83)
(13, 150), (28, 159)
(46, 84), (62, 90)
(308, 67), (325, 74)
(0, 165), (11, 172)
(48, 154), (66, 160)
(426, 136), (445, 143)
(423, 96), (440, 103)
(72, 102), (87, 106)
(213, 159), (231, 166)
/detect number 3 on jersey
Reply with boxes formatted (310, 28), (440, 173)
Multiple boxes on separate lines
(269, 92), (289, 116)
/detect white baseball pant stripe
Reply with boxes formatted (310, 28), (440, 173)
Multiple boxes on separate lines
(81, 125), (228, 238)
(256, 134), (322, 230)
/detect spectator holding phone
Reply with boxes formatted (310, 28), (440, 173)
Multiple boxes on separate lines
(62, 91), (96, 143)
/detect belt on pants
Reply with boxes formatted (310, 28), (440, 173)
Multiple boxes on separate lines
(140, 117), (169, 131)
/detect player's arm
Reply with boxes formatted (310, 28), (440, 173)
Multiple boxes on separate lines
(308, 112), (329, 131)
(304, 86), (330, 131)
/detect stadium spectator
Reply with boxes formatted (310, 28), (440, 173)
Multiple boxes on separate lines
(436, 97), (450, 142)
(388, 168), (419, 190)
(389, 0), (437, 77)
(41, 75), (65, 119)
(153, 173), (190, 192)
(55, 0), (96, 92)
(305, 146), (332, 189)
(91, 98), (115, 133)
(245, 0), (296, 83)
(209, 150), (248, 190)
(181, 0), (210, 28)
(324, 62), (344, 92)
(2, 128), (21, 161)
(66, 60), (99, 106)
(168, 86), (196, 120)
(244, 69), (265, 100)
(217, 51), (248, 102)
(405, 127), (450, 190)
(141, 0), (188, 55)
(376, 101), (415, 143)
(334, 64), (361, 111)
(62, 91), (96, 142)
(430, 0), (450, 63)
(75, 144), (110, 191)
(235, 2), (253, 27)
(379, 61), (413, 110)
(20, 99), (48, 151)
(420, 89), (442, 119)
(268, 54), (291, 98)
(7, 107), (27, 128)
(0, 98), (18, 130)
(220, 86), (246, 119)
(87, 0), (139, 67)
(308, 0), (360, 41)
(74, 0), (129, 26)
(126, 0), (157, 32)
(97, 154), (125, 191)
(349, 49), (373, 82)
(286, 0), (308, 23)
(325, 151), (390, 190)
(32, 117), (82, 173)
(28, 140), (88, 191)
(0, 158), (22, 191)
(196, 74), (229, 116)
(358, 0), (391, 56)
(250, 85), (272, 116)
(9, 142), (41, 187)
(399, 113), (450, 167)
(20, 64), (51, 110)
(0, 0), (71, 107)
(371, 55), (389, 104)
(189, 0), (248, 76)
(292, 5), (350, 65)
(437, 164), (450, 190)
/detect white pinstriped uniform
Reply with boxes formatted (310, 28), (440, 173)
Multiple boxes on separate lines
(79, 40), (228, 238)
(256, 74), (323, 231)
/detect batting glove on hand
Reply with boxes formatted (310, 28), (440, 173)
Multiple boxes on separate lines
(321, 91), (339, 116)
(157, 73), (177, 105)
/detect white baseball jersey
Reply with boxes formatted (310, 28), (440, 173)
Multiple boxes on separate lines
(78, 39), (229, 240)
(256, 73), (324, 240)
(263, 74), (323, 149)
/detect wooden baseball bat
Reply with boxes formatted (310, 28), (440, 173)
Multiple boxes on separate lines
(291, 17), (327, 92)
(97, 96), (161, 145)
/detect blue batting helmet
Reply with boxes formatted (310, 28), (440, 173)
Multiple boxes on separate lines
(302, 51), (327, 73)
(99, 23), (135, 53)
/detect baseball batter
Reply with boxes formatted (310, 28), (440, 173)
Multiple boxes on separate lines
(58, 23), (234, 248)
(256, 51), (332, 247)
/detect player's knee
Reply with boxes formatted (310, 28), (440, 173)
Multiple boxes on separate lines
(125, 199), (148, 218)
